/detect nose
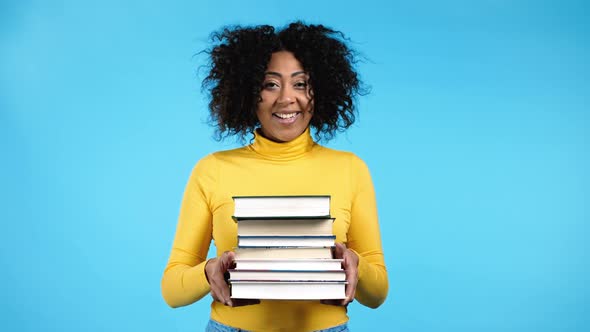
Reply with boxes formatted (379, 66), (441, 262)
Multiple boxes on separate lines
(277, 86), (295, 105)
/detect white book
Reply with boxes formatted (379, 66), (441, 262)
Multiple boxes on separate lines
(233, 196), (331, 218)
(234, 258), (343, 271)
(237, 235), (335, 247)
(230, 281), (346, 300)
(236, 218), (334, 236)
(228, 269), (346, 282)
(234, 247), (333, 259)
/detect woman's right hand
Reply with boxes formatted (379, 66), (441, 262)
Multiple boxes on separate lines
(205, 251), (260, 307)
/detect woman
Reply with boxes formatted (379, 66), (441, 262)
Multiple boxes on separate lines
(162, 21), (388, 332)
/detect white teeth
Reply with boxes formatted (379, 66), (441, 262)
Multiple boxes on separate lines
(275, 113), (297, 119)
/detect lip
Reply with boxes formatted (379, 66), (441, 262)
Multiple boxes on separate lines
(272, 111), (301, 124)
(273, 110), (301, 114)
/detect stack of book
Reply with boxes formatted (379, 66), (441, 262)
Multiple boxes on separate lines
(229, 195), (347, 300)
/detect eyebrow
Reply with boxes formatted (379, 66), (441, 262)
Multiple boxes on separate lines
(264, 71), (307, 78)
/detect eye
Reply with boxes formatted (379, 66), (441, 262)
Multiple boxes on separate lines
(263, 81), (279, 90)
(294, 81), (308, 89)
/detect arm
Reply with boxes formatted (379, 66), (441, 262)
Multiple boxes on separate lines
(161, 155), (217, 308)
(347, 154), (389, 308)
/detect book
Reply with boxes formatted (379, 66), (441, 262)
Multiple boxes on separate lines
(228, 269), (346, 282)
(232, 195), (331, 218)
(236, 217), (334, 235)
(234, 258), (343, 270)
(237, 235), (335, 247)
(228, 194), (342, 301)
(234, 247), (333, 259)
(230, 281), (346, 300)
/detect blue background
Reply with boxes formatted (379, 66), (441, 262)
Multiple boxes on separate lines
(1, 0), (588, 331)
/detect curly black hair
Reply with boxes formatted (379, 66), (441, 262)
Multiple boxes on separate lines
(202, 21), (366, 142)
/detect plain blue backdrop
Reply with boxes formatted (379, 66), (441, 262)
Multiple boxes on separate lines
(1, 0), (588, 331)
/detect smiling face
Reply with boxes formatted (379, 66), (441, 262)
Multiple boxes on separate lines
(256, 51), (313, 142)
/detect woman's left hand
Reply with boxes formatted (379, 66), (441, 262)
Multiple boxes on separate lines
(321, 242), (359, 306)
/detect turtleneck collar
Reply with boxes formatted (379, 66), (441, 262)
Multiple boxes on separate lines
(249, 127), (316, 161)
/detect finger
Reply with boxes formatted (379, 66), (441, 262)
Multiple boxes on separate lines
(209, 273), (232, 305)
(343, 252), (358, 305)
(210, 254), (230, 303)
(216, 280), (232, 306)
(344, 268), (356, 296)
(211, 284), (232, 306)
(346, 270), (358, 300)
(341, 279), (356, 305)
(209, 281), (222, 302)
(219, 251), (236, 270)
(343, 283), (356, 306)
(345, 284), (356, 301)
(333, 243), (346, 259)
(211, 287), (228, 306)
(341, 285), (356, 305)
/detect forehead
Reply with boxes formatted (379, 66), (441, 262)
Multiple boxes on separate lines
(265, 51), (305, 73)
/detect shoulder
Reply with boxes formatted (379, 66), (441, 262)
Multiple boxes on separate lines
(314, 145), (368, 167)
(314, 146), (373, 184)
(187, 147), (246, 185)
(211, 145), (252, 161)
(190, 146), (254, 177)
(192, 152), (218, 172)
(193, 146), (250, 167)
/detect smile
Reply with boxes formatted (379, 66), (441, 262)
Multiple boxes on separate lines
(272, 112), (301, 124)
(273, 112), (300, 119)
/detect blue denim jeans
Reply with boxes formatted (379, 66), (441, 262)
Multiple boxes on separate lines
(205, 319), (350, 332)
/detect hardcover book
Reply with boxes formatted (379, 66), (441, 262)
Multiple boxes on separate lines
(236, 217), (334, 235)
(234, 258), (343, 270)
(237, 235), (336, 247)
(228, 194), (345, 300)
(230, 281), (347, 300)
(228, 269), (346, 282)
(234, 247), (333, 259)
(232, 195), (331, 218)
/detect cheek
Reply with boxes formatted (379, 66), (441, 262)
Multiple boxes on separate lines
(257, 96), (269, 110)
(258, 93), (275, 111)
(299, 97), (313, 112)
(257, 103), (271, 117)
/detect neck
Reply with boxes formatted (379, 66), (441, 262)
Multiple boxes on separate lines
(249, 127), (315, 161)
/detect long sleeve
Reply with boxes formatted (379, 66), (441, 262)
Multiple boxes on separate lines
(161, 155), (217, 308)
(161, 132), (389, 329)
(347, 155), (389, 308)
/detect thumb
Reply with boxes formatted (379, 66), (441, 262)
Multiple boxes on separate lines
(219, 251), (235, 270)
(334, 243), (347, 259)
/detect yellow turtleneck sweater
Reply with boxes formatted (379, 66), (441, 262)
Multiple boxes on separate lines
(162, 128), (388, 331)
